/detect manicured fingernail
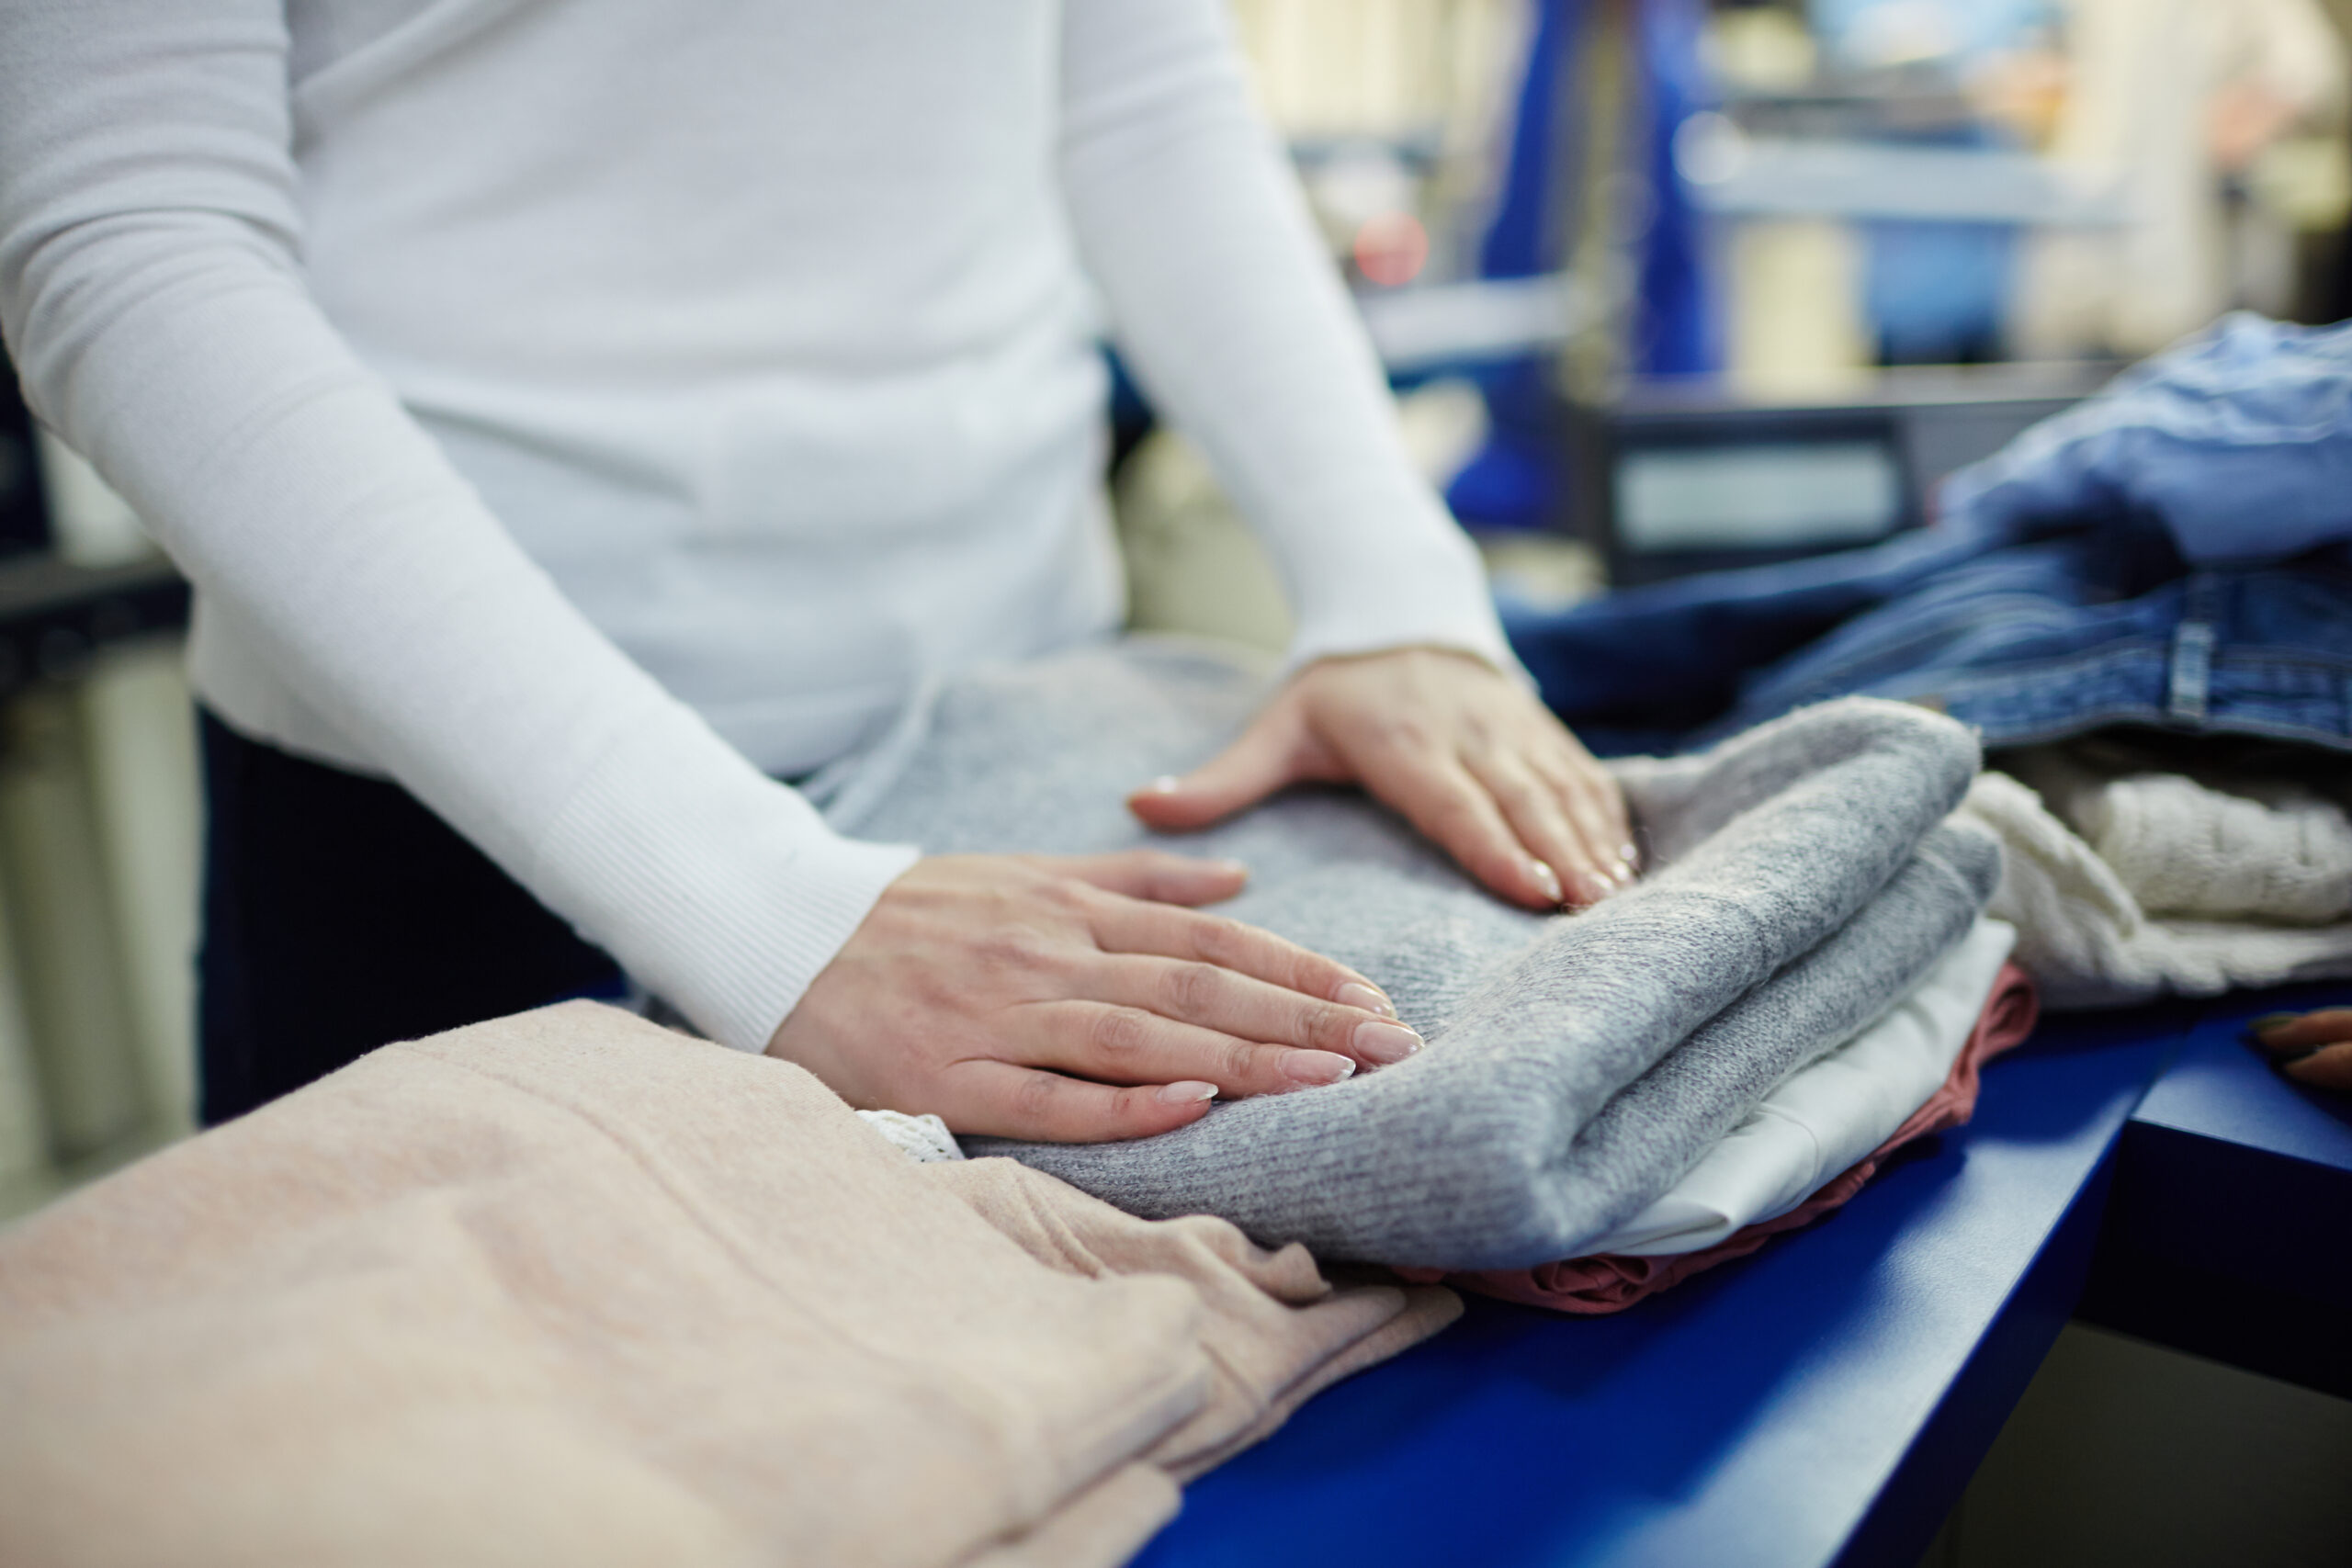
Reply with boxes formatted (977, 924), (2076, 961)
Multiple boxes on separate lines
(1145, 775), (1182, 795)
(1211, 858), (1250, 878)
(1336, 980), (1396, 1018)
(1619, 841), (1640, 865)
(1158, 1080), (1218, 1104)
(1281, 1049), (1357, 1086)
(1354, 1020), (1423, 1065)
(1530, 859), (1565, 905)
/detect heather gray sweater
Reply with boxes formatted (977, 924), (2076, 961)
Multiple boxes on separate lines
(821, 641), (1996, 1270)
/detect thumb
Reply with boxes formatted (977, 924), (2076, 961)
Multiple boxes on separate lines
(1128, 712), (1306, 831)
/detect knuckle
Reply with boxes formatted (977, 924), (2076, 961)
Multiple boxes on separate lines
(1219, 1037), (1262, 1082)
(1012, 1072), (1064, 1119)
(1186, 914), (1244, 964)
(1041, 878), (1095, 916)
(1277, 948), (1328, 994)
(1088, 1005), (1154, 1059)
(1301, 1001), (1349, 1050)
(1492, 773), (1546, 812)
(1163, 961), (1223, 1017)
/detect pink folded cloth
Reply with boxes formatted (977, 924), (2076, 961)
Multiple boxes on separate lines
(0, 1001), (1458, 1568)
(1402, 962), (2041, 1314)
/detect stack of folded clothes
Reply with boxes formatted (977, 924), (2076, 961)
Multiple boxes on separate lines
(821, 639), (2018, 1292)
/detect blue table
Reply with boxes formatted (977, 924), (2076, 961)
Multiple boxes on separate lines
(1141, 983), (2352, 1566)
(1141, 1004), (2196, 1568)
(2080, 983), (2352, 1398)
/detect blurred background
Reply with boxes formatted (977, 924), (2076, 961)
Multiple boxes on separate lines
(0, 10), (2347, 1558)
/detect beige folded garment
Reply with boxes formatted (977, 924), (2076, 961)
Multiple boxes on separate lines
(0, 1001), (1456, 1568)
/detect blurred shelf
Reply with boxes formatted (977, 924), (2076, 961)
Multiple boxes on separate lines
(1358, 273), (1598, 377)
(1684, 134), (2127, 228)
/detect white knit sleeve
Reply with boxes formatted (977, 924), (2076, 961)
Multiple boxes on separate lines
(1057, 0), (1520, 679)
(0, 0), (915, 1051)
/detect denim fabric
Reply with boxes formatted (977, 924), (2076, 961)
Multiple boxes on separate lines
(1947, 312), (2352, 568)
(1508, 313), (2352, 755)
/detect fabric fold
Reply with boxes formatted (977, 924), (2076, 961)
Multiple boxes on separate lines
(1419, 959), (2040, 1314)
(0, 1001), (1453, 1567)
(1580, 916), (2018, 1258)
(1960, 770), (2352, 1007)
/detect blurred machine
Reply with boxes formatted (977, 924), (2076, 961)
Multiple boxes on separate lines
(1585, 360), (2112, 583)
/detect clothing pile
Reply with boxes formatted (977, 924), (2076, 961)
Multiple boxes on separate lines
(820, 640), (2018, 1292)
(1506, 310), (2352, 1010)
(0, 1002), (1457, 1568)
(1963, 738), (2352, 1007)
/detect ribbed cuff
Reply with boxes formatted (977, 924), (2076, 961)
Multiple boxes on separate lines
(530, 702), (920, 1053)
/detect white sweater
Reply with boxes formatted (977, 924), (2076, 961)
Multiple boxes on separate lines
(0, 0), (1512, 1051)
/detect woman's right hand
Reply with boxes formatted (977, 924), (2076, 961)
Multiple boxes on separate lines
(765, 851), (1423, 1141)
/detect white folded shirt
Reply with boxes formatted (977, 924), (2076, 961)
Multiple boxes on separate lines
(1584, 918), (2017, 1258)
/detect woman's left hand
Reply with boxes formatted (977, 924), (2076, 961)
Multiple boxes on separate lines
(1127, 647), (1636, 909)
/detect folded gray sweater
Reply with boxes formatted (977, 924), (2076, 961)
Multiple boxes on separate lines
(820, 640), (1997, 1270)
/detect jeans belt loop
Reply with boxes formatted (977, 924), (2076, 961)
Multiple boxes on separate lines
(2166, 573), (2219, 722)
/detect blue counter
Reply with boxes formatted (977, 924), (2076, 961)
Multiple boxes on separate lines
(1142, 986), (2350, 1567)
(2078, 984), (2352, 1399)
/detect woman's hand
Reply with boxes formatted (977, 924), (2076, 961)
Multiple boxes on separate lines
(1129, 647), (1634, 909)
(766, 851), (1422, 1140)
(2252, 1009), (2352, 1091)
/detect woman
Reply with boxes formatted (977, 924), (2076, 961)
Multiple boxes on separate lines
(0, 0), (1632, 1139)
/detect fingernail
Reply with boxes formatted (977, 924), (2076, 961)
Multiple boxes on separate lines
(1211, 858), (1250, 878)
(1353, 1020), (1423, 1065)
(1530, 859), (1565, 905)
(1619, 841), (1640, 865)
(1145, 775), (1182, 795)
(2247, 1012), (2301, 1036)
(1280, 1049), (1357, 1086)
(1576, 870), (1616, 904)
(1336, 980), (1396, 1018)
(1157, 1080), (1218, 1104)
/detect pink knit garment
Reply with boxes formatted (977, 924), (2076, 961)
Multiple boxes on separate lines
(1400, 963), (2041, 1314)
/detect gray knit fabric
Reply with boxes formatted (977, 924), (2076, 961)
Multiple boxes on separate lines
(820, 639), (1996, 1270)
